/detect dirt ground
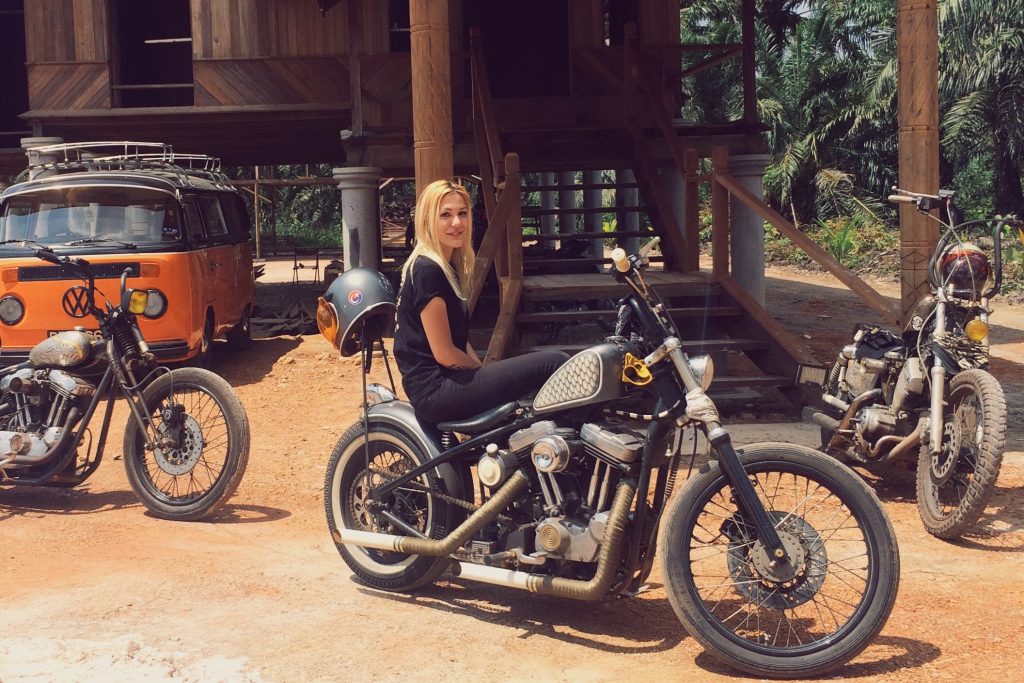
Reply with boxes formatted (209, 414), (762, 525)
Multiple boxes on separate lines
(2, 259), (1023, 683)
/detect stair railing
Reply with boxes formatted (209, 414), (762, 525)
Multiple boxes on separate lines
(468, 28), (524, 362)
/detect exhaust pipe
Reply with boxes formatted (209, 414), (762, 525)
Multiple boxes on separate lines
(802, 406), (839, 432)
(452, 481), (636, 600)
(826, 388), (881, 450)
(332, 469), (530, 556)
(876, 419), (925, 463)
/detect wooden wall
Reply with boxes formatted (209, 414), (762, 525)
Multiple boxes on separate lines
(24, 0), (111, 110)
(191, 0), (387, 59)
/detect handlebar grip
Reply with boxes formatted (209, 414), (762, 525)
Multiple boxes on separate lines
(611, 248), (631, 273)
(887, 194), (916, 204)
(34, 249), (61, 265)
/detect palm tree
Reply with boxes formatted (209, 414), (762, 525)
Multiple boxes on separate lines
(940, 0), (1024, 216)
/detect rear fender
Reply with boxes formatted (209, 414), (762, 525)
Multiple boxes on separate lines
(366, 399), (465, 500)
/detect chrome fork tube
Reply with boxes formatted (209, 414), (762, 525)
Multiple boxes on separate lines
(929, 300), (947, 454)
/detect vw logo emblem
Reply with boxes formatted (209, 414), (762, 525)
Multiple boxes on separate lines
(62, 286), (91, 318)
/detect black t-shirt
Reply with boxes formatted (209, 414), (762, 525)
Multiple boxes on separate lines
(394, 256), (469, 406)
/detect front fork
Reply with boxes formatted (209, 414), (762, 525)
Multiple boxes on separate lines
(929, 300), (948, 455)
(651, 338), (787, 559)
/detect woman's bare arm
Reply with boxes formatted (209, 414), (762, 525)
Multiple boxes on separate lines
(420, 297), (483, 369)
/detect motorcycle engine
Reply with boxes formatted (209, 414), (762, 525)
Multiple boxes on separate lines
(481, 421), (641, 564)
(0, 368), (95, 466)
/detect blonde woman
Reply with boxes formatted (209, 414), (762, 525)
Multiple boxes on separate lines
(394, 179), (567, 425)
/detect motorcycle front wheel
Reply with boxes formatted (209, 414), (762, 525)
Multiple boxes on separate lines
(917, 368), (1006, 539)
(123, 367), (250, 521)
(660, 443), (900, 679)
(324, 422), (460, 591)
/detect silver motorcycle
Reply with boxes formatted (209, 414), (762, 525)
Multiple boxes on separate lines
(804, 187), (1018, 539)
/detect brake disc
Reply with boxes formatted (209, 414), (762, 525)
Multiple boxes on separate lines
(154, 415), (205, 475)
(725, 511), (828, 609)
(930, 421), (962, 485)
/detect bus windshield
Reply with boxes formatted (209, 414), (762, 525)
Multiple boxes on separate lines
(0, 187), (183, 246)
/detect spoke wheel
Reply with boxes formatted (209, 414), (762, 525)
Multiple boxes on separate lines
(661, 443), (899, 678)
(917, 369), (1005, 539)
(123, 367), (249, 521)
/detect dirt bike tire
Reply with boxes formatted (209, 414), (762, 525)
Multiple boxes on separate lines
(123, 367), (250, 521)
(916, 368), (1005, 539)
(324, 422), (459, 592)
(660, 443), (900, 679)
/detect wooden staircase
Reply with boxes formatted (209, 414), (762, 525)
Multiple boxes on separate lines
(468, 26), (843, 409)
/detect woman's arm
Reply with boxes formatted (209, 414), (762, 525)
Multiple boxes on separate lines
(421, 297), (483, 370)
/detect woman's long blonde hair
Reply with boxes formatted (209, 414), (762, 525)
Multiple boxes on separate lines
(400, 179), (476, 300)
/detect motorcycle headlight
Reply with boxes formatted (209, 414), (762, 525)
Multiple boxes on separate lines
(965, 318), (989, 342)
(143, 289), (167, 319)
(688, 354), (715, 391)
(0, 295), (24, 325)
(123, 289), (149, 315)
(316, 296), (340, 347)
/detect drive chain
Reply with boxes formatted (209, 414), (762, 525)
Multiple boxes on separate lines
(367, 464), (514, 524)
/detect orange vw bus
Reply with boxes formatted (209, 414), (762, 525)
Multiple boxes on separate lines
(0, 142), (254, 365)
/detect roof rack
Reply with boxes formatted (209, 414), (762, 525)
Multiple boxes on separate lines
(23, 141), (232, 187)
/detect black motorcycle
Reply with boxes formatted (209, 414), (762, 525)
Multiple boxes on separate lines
(0, 247), (249, 521)
(319, 243), (900, 678)
(804, 188), (1018, 539)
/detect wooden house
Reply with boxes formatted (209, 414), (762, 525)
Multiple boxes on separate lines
(0, 0), (940, 404)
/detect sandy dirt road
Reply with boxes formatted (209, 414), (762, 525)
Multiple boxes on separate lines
(1, 262), (1022, 682)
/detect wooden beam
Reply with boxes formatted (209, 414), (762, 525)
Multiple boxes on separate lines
(716, 171), (900, 323)
(410, 0), (454, 195)
(711, 148), (730, 276)
(484, 276), (522, 363)
(896, 0), (940, 324)
(683, 148), (700, 272)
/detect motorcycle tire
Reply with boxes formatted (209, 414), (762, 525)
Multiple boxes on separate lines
(916, 368), (1005, 539)
(324, 422), (460, 592)
(123, 367), (250, 521)
(660, 443), (899, 679)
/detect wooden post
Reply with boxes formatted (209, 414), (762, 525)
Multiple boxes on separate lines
(254, 165), (261, 260)
(711, 147), (730, 276)
(896, 0), (940, 324)
(410, 0), (454, 195)
(683, 149), (700, 272)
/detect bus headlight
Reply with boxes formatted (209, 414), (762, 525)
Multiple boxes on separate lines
(0, 296), (24, 325)
(143, 289), (167, 318)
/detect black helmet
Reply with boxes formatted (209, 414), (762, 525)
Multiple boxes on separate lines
(317, 267), (396, 356)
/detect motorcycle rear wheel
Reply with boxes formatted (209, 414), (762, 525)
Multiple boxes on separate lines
(123, 367), (250, 521)
(917, 368), (1005, 539)
(660, 443), (899, 679)
(324, 422), (460, 591)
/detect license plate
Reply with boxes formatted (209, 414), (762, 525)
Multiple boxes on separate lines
(796, 364), (828, 387)
(48, 329), (102, 341)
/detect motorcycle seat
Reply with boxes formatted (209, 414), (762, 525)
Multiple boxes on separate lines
(437, 401), (519, 435)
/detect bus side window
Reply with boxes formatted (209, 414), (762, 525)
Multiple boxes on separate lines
(199, 196), (228, 241)
(220, 194), (251, 243)
(183, 200), (206, 243)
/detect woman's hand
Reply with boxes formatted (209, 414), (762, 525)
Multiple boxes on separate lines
(420, 297), (482, 370)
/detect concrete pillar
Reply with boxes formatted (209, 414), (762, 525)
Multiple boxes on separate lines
(728, 154), (771, 305)
(540, 172), (558, 236)
(615, 168), (640, 253)
(410, 0), (453, 195)
(332, 166), (382, 271)
(559, 171), (578, 237)
(583, 170), (604, 261)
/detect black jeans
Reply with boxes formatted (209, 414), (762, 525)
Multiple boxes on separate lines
(412, 350), (569, 425)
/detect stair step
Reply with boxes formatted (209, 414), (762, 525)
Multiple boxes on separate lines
(526, 230), (654, 241)
(525, 338), (769, 355)
(516, 306), (742, 324)
(521, 206), (651, 216)
(522, 256), (665, 267)
(522, 271), (715, 301)
(522, 182), (639, 192)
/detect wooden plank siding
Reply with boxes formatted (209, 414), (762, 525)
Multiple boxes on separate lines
(27, 63), (110, 110)
(194, 58), (351, 106)
(191, 0), (386, 59)
(25, 0), (108, 63)
(358, 54), (412, 129)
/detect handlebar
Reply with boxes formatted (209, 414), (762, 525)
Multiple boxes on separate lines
(887, 194), (917, 204)
(611, 247), (631, 273)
